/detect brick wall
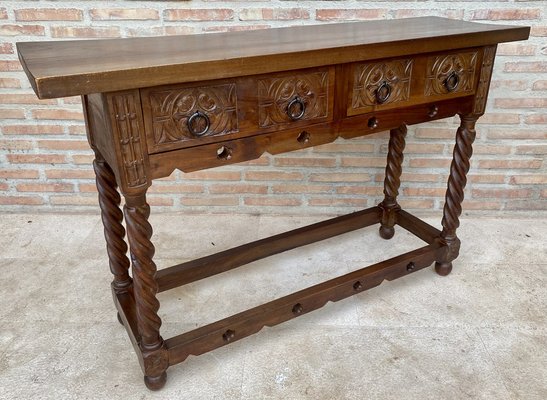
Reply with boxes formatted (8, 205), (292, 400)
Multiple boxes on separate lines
(0, 1), (545, 214)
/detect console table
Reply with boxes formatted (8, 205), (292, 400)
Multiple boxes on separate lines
(17, 17), (529, 390)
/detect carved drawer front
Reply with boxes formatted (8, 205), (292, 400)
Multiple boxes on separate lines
(257, 69), (331, 129)
(143, 82), (238, 153)
(349, 58), (413, 115)
(424, 51), (478, 97)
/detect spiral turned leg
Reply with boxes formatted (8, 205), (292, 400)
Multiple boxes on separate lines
(124, 194), (168, 390)
(379, 124), (407, 239)
(93, 157), (132, 324)
(436, 114), (478, 276)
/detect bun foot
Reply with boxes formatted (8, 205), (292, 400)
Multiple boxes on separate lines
(144, 372), (167, 391)
(379, 225), (395, 240)
(435, 262), (452, 276)
(117, 312), (124, 326)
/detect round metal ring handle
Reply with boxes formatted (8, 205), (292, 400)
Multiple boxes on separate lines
(187, 110), (210, 137)
(444, 71), (460, 93)
(375, 81), (392, 104)
(286, 96), (306, 121)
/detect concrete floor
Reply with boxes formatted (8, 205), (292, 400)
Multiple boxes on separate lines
(0, 212), (545, 399)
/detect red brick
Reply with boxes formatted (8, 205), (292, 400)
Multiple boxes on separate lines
(245, 171), (302, 181)
(2, 125), (64, 135)
(147, 197), (174, 207)
(505, 200), (547, 211)
(310, 173), (370, 183)
(202, 25), (270, 33)
(37, 140), (89, 151)
(68, 125), (86, 135)
(46, 169), (95, 179)
(531, 26), (547, 37)
(0, 109), (25, 119)
(7, 154), (67, 164)
(509, 175), (547, 184)
(487, 129), (547, 140)
(0, 8), (6, 19)
(403, 188), (447, 197)
(0, 42), (13, 53)
(0, 60), (23, 71)
(515, 145), (547, 155)
(0, 78), (21, 88)
(314, 143), (374, 153)
(490, 80), (528, 91)
(89, 8), (159, 20)
(273, 184), (331, 194)
(472, 189), (532, 199)
(0, 183), (8, 191)
(340, 157), (386, 168)
(62, 97), (82, 105)
(0, 140), (34, 150)
(504, 62), (547, 73)
(164, 9), (234, 21)
(524, 114), (547, 124)
(308, 197), (367, 207)
(0, 196), (44, 205)
(409, 158), (452, 168)
(239, 8), (309, 21)
(394, 9), (463, 19)
(495, 98), (547, 108)
(471, 9), (541, 20)
(31, 109), (84, 121)
(478, 113), (520, 124)
(51, 26), (121, 38)
(181, 197), (239, 206)
(415, 127), (455, 139)
(532, 80), (547, 90)
(316, 9), (387, 21)
(400, 199), (436, 209)
(0, 94), (56, 105)
(274, 157), (336, 168)
(210, 184), (268, 194)
(148, 184), (204, 194)
(473, 145), (512, 155)
(336, 186), (383, 195)
(16, 183), (74, 193)
(50, 195), (97, 206)
(184, 170), (241, 181)
(469, 174), (506, 184)
(404, 143), (445, 154)
(78, 184), (97, 193)
(15, 8), (82, 21)
(0, 24), (45, 36)
(462, 201), (503, 211)
(0, 169), (39, 179)
(244, 197), (301, 207)
(238, 156), (271, 167)
(497, 43), (536, 56)
(72, 154), (94, 164)
(478, 159), (542, 169)
(399, 173), (439, 183)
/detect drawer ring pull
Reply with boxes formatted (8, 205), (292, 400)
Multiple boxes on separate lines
(444, 71), (460, 92)
(375, 81), (392, 104)
(187, 110), (210, 137)
(286, 96), (306, 121)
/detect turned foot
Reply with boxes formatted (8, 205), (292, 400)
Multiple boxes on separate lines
(435, 262), (452, 276)
(379, 225), (395, 240)
(144, 372), (167, 391)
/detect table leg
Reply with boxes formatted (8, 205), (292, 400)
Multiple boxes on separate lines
(435, 114), (478, 276)
(124, 193), (168, 390)
(93, 154), (132, 301)
(379, 124), (407, 239)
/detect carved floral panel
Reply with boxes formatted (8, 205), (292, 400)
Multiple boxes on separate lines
(352, 59), (413, 110)
(425, 51), (478, 96)
(149, 83), (238, 145)
(257, 71), (329, 127)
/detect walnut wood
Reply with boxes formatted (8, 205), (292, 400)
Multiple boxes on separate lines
(436, 114), (478, 276)
(16, 18), (529, 391)
(93, 155), (132, 294)
(379, 124), (407, 239)
(157, 207), (382, 292)
(165, 241), (442, 365)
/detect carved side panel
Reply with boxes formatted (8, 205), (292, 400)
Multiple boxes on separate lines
(351, 59), (413, 110)
(112, 93), (148, 189)
(258, 71), (329, 127)
(473, 46), (497, 114)
(148, 83), (238, 145)
(425, 51), (478, 96)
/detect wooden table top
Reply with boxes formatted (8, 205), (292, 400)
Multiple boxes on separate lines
(17, 17), (529, 99)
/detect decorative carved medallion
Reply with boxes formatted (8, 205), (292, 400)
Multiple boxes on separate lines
(149, 83), (238, 144)
(425, 51), (478, 96)
(112, 94), (147, 188)
(258, 71), (329, 127)
(473, 46), (497, 114)
(352, 59), (413, 109)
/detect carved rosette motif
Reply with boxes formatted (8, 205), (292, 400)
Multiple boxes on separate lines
(149, 84), (238, 144)
(352, 59), (413, 109)
(258, 71), (329, 127)
(425, 52), (478, 96)
(113, 94), (147, 188)
(473, 46), (497, 114)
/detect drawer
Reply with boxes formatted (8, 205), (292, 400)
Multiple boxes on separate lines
(256, 68), (333, 129)
(424, 50), (478, 98)
(348, 58), (413, 116)
(142, 81), (239, 153)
